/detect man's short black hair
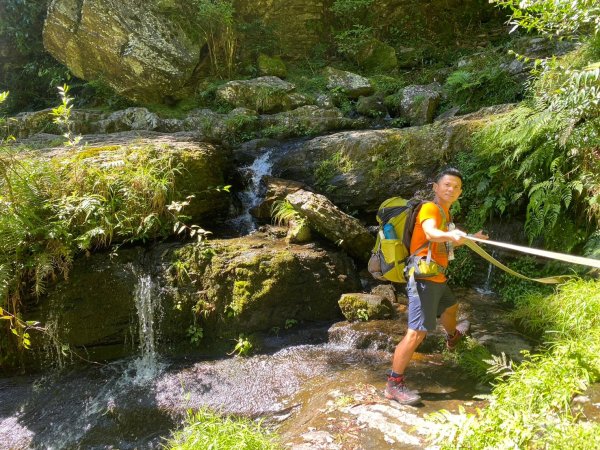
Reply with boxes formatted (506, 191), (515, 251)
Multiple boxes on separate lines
(435, 167), (463, 183)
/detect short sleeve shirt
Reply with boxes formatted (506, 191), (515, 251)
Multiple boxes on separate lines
(409, 202), (450, 283)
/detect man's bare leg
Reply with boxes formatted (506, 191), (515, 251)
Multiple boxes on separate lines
(439, 302), (458, 335)
(392, 328), (427, 374)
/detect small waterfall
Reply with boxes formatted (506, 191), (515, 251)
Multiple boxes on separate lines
(131, 272), (164, 382)
(476, 251), (495, 295)
(229, 150), (273, 234)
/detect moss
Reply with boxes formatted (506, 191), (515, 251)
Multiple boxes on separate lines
(257, 54), (287, 78)
(70, 145), (121, 161)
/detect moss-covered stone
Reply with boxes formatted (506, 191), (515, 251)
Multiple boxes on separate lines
(356, 39), (398, 72)
(257, 54), (288, 78)
(338, 293), (394, 321)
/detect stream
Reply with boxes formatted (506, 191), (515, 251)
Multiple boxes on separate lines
(0, 288), (540, 450)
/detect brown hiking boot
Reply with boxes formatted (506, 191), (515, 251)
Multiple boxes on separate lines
(446, 320), (470, 351)
(384, 375), (421, 405)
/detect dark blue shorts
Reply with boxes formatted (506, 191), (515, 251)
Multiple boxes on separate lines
(406, 278), (456, 332)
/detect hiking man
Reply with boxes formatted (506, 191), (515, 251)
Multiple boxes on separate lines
(385, 167), (488, 405)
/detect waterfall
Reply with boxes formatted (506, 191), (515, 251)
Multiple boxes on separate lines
(131, 272), (164, 382)
(229, 150), (273, 234)
(476, 251), (495, 295)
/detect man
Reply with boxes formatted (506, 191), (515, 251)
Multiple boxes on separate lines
(385, 167), (488, 405)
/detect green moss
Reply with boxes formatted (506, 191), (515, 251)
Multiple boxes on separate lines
(314, 150), (355, 190)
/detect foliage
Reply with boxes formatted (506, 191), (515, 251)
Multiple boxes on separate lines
(0, 0), (72, 113)
(493, 256), (552, 306)
(166, 407), (281, 450)
(330, 0), (376, 65)
(229, 333), (254, 357)
(334, 26), (374, 65)
(50, 85), (82, 147)
(491, 0), (600, 38)
(193, 0), (237, 78)
(186, 325), (204, 346)
(429, 280), (600, 450)
(443, 336), (495, 383)
(443, 53), (524, 112)
(356, 308), (369, 322)
(446, 246), (477, 287)
(271, 200), (301, 226)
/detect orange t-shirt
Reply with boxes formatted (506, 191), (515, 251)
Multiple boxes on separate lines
(409, 202), (450, 283)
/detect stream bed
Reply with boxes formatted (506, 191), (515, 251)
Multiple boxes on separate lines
(0, 289), (545, 450)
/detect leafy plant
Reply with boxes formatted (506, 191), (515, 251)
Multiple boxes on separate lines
(186, 325), (204, 346)
(229, 334), (254, 357)
(284, 318), (298, 329)
(194, 0), (237, 78)
(271, 200), (301, 226)
(50, 84), (81, 147)
(356, 308), (369, 322)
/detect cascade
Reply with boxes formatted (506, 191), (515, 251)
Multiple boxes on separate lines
(229, 150), (273, 234)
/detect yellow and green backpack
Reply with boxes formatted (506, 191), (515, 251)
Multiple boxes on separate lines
(368, 197), (443, 283)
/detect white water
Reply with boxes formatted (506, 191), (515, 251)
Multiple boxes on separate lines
(43, 273), (165, 449)
(475, 251), (496, 295)
(229, 150), (273, 234)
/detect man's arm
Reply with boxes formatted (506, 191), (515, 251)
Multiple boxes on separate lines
(422, 218), (466, 243)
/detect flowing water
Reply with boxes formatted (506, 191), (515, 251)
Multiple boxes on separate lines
(0, 289), (554, 449)
(228, 150), (274, 234)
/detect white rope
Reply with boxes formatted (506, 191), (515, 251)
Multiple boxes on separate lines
(466, 235), (600, 269)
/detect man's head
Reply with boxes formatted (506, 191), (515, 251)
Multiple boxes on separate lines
(433, 167), (463, 207)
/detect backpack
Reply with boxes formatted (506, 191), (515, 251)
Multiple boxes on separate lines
(368, 197), (447, 283)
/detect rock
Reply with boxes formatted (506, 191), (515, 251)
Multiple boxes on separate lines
(43, 0), (202, 103)
(169, 234), (361, 339)
(96, 107), (161, 133)
(215, 76), (301, 113)
(30, 233), (360, 363)
(4, 109), (108, 139)
(252, 176), (309, 220)
(270, 105), (515, 212)
(257, 54), (288, 78)
(434, 106), (461, 122)
(259, 105), (358, 139)
(400, 83), (443, 126)
(287, 219), (312, 243)
(370, 284), (397, 304)
(338, 293), (394, 321)
(315, 94), (335, 109)
(356, 95), (387, 118)
(285, 189), (375, 261)
(324, 67), (374, 99)
(46, 132), (231, 221)
(356, 38), (398, 72)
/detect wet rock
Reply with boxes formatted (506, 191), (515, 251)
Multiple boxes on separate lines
(324, 67), (374, 99)
(370, 284), (397, 304)
(252, 176), (309, 220)
(338, 293), (394, 321)
(216, 76), (302, 113)
(286, 189), (375, 261)
(168, 233), (361, 340)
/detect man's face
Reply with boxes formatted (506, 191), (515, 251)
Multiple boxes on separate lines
(433, 175), (462, 205)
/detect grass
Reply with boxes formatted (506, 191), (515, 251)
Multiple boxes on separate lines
(166, 408), (281, 450)
(429, 279), (600, 449)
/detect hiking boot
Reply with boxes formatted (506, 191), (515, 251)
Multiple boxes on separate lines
(384, 375), (421, 405)
(446, 320), (470, 351)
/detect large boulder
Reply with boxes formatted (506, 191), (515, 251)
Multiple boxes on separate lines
(270, 105), (515, 212)
(338, 293), (395, 321)
(43, 0), (202, 103)
(285, 189), (375, 262)
(168, 234), (361, 340)
(28, 233), (360, 364)
(356, 39), (398, 72)
(46, 132), (232, 221)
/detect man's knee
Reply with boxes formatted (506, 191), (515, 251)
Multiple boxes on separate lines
(404, 329), (427, 346)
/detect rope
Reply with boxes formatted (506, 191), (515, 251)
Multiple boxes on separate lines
(461, 237), (593, 285)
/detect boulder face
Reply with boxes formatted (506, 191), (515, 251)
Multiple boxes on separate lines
(43, 0), (202, 103)
(270, 105), (514, 211)
(29, 233), (360, 364)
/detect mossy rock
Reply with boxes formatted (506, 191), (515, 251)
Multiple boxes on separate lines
(356, 39), (398, 72)
(257, 54), (288, 78)
(338, 293), (394, 321)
